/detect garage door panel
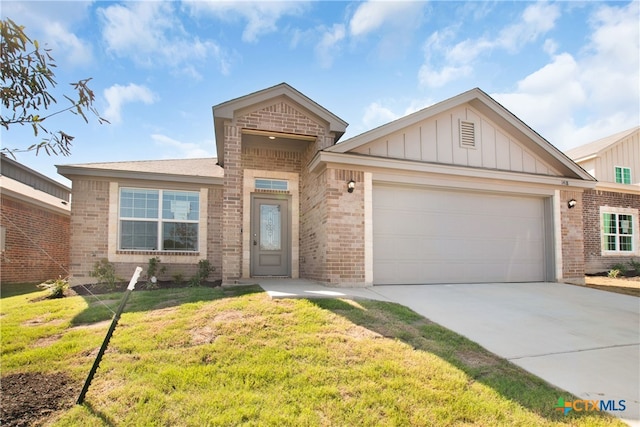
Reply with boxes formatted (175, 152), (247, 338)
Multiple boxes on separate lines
(373, 185), (548, 284)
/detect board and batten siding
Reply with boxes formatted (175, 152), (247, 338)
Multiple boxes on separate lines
(592, 132), (640, 184)
(351, 106), (562, 177)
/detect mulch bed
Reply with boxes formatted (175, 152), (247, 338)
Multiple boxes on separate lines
(69, 279), (221, 296)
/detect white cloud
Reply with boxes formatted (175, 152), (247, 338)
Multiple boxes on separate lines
(103, 84), (158, 124)
(315, 24), (346, 69)
(362, 102), (399, 129)
(183, 1), (307, 43)
(349, 1), (424, 37)
(98, 2), (229, 75)
(43, 21), (93, 67)
(419, 2), (560, 88)
(151, 134), (213, 158)
(492, 2), (639, 150)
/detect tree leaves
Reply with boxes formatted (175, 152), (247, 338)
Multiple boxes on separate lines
(0, 18), (109, 158)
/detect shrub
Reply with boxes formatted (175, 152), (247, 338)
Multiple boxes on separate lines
(172, 273), (185, 285)
(145, 256), (166, 289)
(189, 259), (215, 287)
(90, 258), (119, 290)
(608, 269), (620, 279)
(629, 259), (640, 272)
(610, 263), (627, 276)
(38, 277), (69, 299)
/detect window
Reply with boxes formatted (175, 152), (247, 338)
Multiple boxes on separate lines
(614, 166), (631, 184)
(255, 179), (288, 191)
(602, 212), (634, 253)
(119, 188), (199, 251)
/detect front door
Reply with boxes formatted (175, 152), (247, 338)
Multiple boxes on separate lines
(251, 196), (290, 276)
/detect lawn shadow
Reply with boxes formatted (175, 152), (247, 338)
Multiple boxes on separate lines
(70, 284), (263, 326)
(310, 298), (621, 425)
(81, 401), (116, 426)
(0, 282), (43, 299)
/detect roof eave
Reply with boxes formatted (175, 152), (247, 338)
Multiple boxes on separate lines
(56, 165), (223, 186)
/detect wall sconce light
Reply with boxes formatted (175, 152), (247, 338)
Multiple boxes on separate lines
(347, 179), (356, 193)
(568, 199), (577, 209)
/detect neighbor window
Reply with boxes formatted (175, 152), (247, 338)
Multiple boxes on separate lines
(119, 188), (199, 251)
(614, 166), (631, 184)
(602, 212), (634, 253)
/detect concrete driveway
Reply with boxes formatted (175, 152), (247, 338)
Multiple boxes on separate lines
(259, 280), (640, 424)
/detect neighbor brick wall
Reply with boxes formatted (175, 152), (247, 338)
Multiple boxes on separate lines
(582, 189), (640, 274)
(560, 190), (585, 284)
(0, 195), (70, 284)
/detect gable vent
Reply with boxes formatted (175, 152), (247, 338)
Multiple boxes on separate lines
(459, 120), (476, 148)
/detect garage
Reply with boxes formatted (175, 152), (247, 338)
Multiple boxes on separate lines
(373, 184), (551, 284)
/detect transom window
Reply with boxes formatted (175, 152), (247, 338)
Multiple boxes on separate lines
(602, 212), (634, 253)
(614, 166), (631, 184)
(119, 188), (199, 251)
(255, 179), (288, 191)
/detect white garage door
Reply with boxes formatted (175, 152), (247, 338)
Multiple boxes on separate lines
(373, 184), (548, 284)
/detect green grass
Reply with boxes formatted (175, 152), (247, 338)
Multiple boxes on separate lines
(0, 284), (624, 426)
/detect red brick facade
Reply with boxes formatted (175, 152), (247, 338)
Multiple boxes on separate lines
(560, 190), (585, 284)
(1, 195), (70, 284)
(582, 189), (640, 273)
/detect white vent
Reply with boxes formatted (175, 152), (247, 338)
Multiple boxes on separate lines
(459, 120), (476, 148)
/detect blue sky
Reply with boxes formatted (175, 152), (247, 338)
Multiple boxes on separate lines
(2, 1), (639, 186)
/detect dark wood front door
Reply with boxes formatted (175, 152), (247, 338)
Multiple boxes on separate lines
(250, 196), (290, 276)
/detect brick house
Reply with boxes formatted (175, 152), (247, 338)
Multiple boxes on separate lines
(566, 127), (640, 274)
(57, 83), (597, 286)
(1, 154), (71, 284)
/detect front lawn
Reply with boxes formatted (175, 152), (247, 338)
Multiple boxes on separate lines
(0, 283), (623, 426)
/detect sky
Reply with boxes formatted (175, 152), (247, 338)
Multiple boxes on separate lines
(2, 0), (639, 186)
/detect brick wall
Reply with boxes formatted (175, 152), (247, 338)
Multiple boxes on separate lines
(300, 166), (328, 281)
(324, 169), (365, 285)
(560, 190), (585, 284)
(582, 189), (640, 273)
(222, 99), (333, 283)
(0, 195), (70, 284)
(67, 179), (110, 283)
(68, 178), (223, 284)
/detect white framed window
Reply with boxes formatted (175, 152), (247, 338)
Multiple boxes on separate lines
(119, 188), (199, 251)
(255, 178), (288, 191)
(600, 206), (638, 255)
(614, 166), (631, 184)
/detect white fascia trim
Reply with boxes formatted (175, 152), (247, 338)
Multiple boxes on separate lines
(310, 151), (596, 190)
(595, 182), (640, 195)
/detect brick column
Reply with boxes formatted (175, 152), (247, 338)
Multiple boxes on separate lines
(560, 190), (585, 285)
(222, 122), (243, 283)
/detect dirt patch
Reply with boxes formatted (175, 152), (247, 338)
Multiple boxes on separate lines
(0, 371), (78, 427)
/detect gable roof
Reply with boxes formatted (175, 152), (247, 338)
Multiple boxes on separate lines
(326, 88), (594, 181)
(212, 83), (348, 166)
(565, 126), (640, 162)
(57, 158), (223, 185)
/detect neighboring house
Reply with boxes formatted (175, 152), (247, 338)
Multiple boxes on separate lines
(1, 154), (71, 284)
(57, 83), (597, 286)
(566, 127), (640, 274)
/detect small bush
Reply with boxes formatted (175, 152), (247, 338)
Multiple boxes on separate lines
(172, 273), (185, 285)
(90, 258), (119, 290)
(608, 269), (621, 279)
(189, 259), (215, 287)
(38, 277), (69, 299)
(629, 259), (640, 272)
(610, 263), (627, 276)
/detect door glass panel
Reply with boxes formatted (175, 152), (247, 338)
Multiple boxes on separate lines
(260, 204), (281, 250)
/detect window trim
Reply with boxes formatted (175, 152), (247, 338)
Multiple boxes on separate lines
(118, 187), (200, 252)
(108, 183), (207, 263)
(614, 166), (631, 184)
(600, 206), (639, 256)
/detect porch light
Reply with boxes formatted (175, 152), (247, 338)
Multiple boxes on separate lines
(347, 179), (356, 193)
(568, 199), (577, 209)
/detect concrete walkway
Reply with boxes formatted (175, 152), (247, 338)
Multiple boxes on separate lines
(257, 279), (640, 425)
